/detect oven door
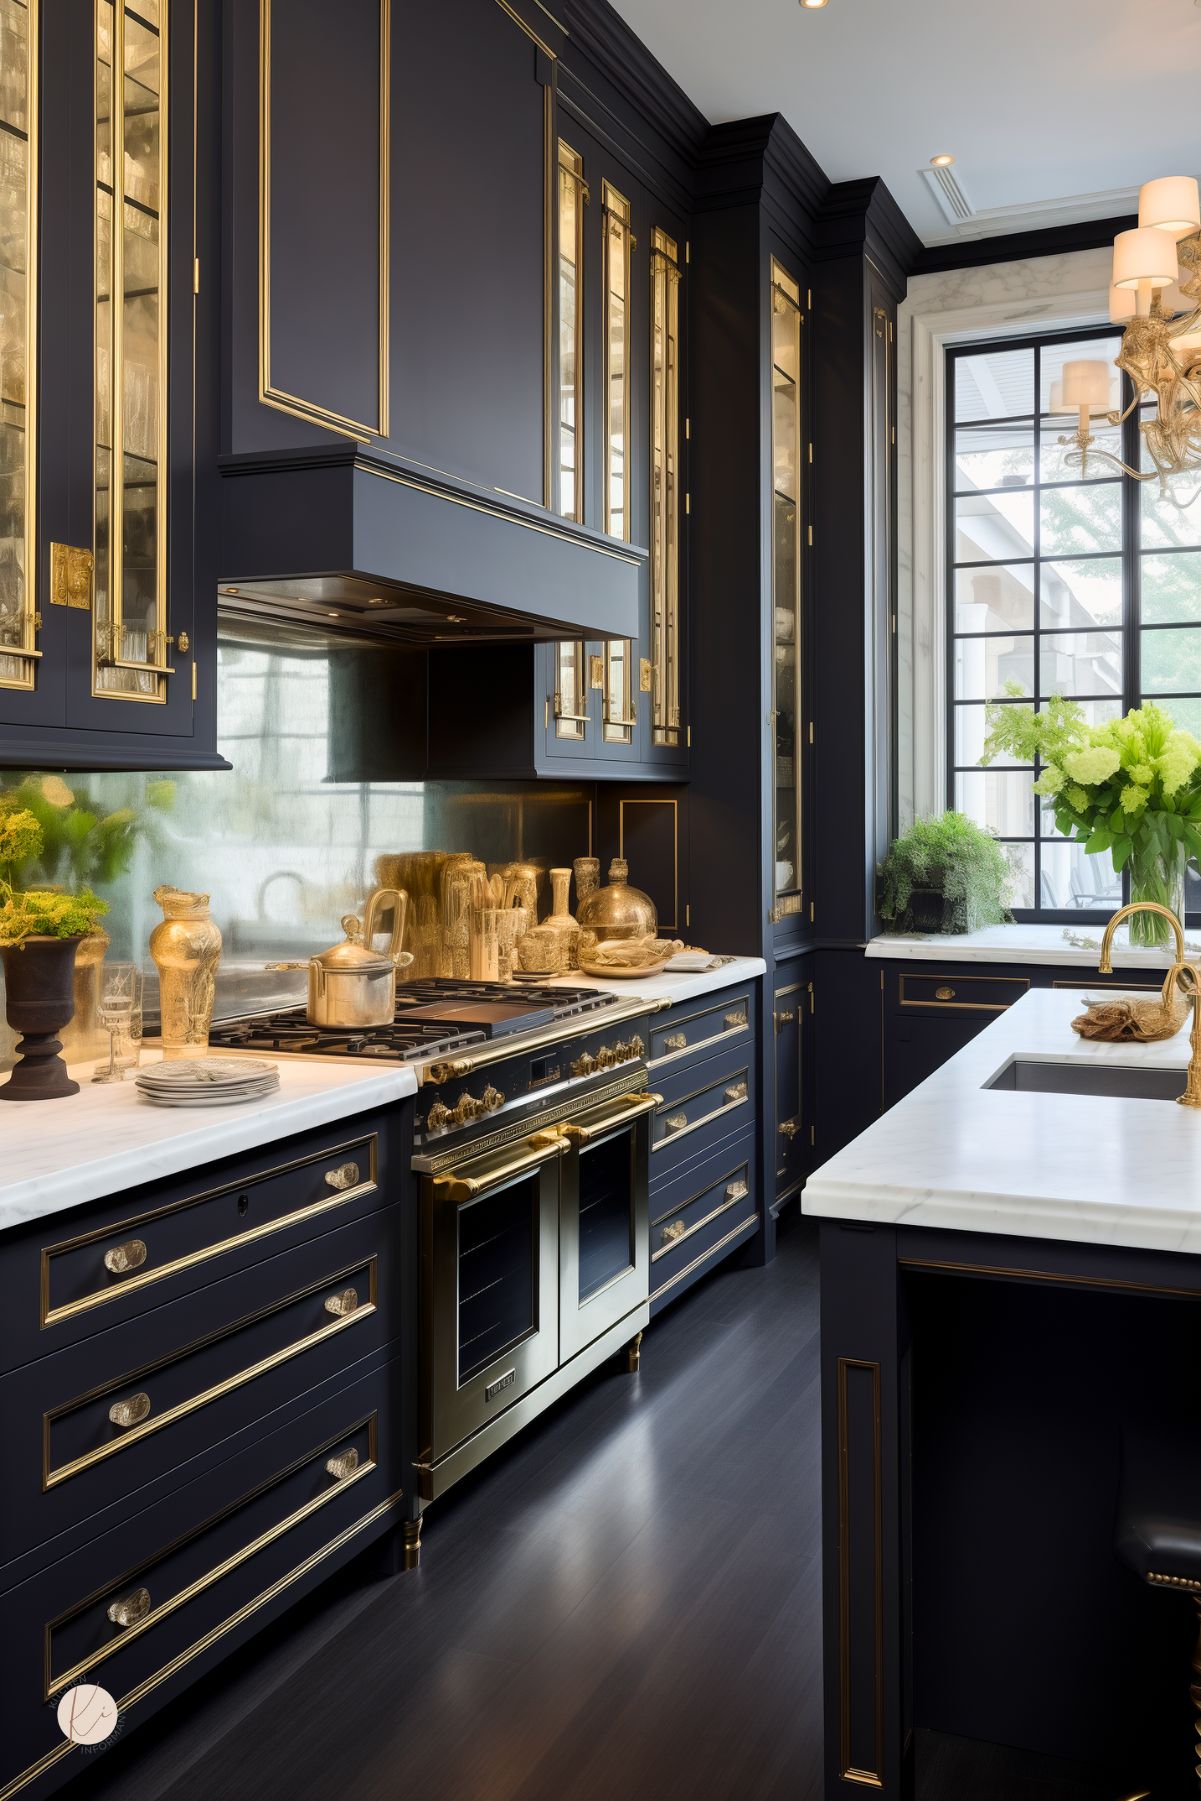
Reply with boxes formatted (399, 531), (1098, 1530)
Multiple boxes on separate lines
(424, 1131), (567, 1460)
(558, 1089), (659, 1364)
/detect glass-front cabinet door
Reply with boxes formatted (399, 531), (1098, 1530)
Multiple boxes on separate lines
(0, 0), (38, 697)
(770, 258), (804, 924)
(601, 179), (635, 748)
(648, 226), (682, 750)
(551, 139), (591, 748)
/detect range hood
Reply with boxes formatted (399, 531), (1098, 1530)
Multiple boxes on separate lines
(219, 444), (645, 645)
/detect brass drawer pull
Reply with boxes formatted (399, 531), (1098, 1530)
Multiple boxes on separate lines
(726, 1009), (749, 1029)
(324, 1162), (361, 1191)
(663, 1031), (688, 1052)
(725, 1082), (748, 1103)
(107, 1586), (151, 1630)
(934, 986), (956, 1001)
(726, 1178), (749, 1201)
(661, 1219), (687, 1245)
(773, 1008), (795, 1029)
(325, 1447), (361, 1482)
(103, 1238), (148, 1276)
(108, 1392), (151, 1430)
(324, 1287), (360, 1319)
(664, 1112), (689, 1134)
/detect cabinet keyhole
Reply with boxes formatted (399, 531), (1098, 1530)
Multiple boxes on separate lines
(237, 1193), (250, 1216)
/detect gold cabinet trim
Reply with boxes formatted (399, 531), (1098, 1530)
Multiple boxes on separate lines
(897, 973), (1029, 1013)
(836, 1356), (885, 1788)
(0, 0), (39, 692)
(43, 1256), (379, 1488)
(39, 1132), (379, 1328)
(259, 0), (390, 442)
(649, 1213), (759, 1303)
(44, 1414), (383, 1698)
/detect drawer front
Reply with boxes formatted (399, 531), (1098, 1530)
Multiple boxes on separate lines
(0, 1356), (406, 1801)
(648, 986), (753, 1070)
(651, 1040), (754, 1176)
(896, 972), (1029, 1013)
(1, 1210), (401, 1569)
(24, 1116), (389, 1357)
(650, 1139), (755, 1280)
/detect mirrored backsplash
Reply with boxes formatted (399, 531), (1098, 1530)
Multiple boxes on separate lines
(0, 620), (594, 1033)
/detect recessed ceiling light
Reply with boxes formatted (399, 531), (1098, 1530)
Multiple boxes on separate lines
(799, 0), (829, 9)
(930, 153), (955, 168)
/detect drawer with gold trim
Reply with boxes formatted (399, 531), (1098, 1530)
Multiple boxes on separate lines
(0, 1355), (406, 1801)
(648, 986), (754, 1070)
(0, 1112), (395, 1375)
(896, 972), (1029, 1014)
(651, 1142), (755, 1281)
(651, 1038), (755, 1176)
(0, 1210), (400, 1569)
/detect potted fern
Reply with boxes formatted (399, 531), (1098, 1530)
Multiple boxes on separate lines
(0, 808), (107, 1100)
(878, 812), (1012, 935)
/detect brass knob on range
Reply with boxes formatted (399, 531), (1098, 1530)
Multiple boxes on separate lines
(570, 1050), (597, 1078)
(481, 1084), (504, 1112)
(104, 1238), (148, 1277)
(324, 1162), (361, 1191)
(107, 1586), (151, 1630)
(425, 1100), (452, 1132)
(325, 1447), (361, 1482)
(595, 1045), (619, 1070)
(109, 1391), (152, 1430)
(451, 1091), (486, 1126)
(324, 1287), (360, 1319)
(663, 1031), (688, 1052)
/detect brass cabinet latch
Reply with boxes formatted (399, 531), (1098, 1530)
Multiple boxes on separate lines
(639, 657), (652, 692)
(49, 542), (94, 610)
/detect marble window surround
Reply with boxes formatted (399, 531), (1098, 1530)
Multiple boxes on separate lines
(896, 247), (1113, 827)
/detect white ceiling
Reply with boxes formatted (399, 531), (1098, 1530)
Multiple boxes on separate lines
(609, 0), (1201, 245)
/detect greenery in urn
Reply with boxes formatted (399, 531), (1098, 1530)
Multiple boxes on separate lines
(0, 773), (174, 892)
(877, 811), (1013, 934)
(982, 695), (1201, 949)
(0, 809), (107, 946)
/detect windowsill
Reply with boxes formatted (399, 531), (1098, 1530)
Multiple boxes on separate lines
(866, 922), (1198, 968)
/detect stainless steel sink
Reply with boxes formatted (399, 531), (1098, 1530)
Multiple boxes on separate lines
(985, 1058), (1186, 1101)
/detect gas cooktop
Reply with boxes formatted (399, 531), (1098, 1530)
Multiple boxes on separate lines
(209, 979), (623, 1065)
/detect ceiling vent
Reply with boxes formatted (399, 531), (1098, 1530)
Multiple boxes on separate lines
(920, 160), (974, 227)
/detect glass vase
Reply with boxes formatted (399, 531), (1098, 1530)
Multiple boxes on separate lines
(1126, 836), (1188, 955)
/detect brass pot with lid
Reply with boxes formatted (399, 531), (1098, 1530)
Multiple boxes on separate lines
(575, 858), (657, 941)
(266, 888), (412, 1027)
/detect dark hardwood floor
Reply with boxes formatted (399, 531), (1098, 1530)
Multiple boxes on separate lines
(81, 1216), (1144, 1801)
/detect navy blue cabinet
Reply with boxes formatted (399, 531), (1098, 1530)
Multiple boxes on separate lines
(0, 0), (221, 771)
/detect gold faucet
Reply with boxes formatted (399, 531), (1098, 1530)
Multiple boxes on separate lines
(1099, 902), (1201, 1108)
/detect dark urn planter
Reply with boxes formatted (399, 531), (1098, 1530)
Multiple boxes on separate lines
(905, 887), (947, 934)
(0, 936), (83, 1101)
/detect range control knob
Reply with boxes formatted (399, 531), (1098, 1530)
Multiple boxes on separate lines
(425, 1100), (452, 1132)
(628, 1035), (645, 1059)
(595, 1044), (619, 1070)
(452, 1091), (486, 1127)
(570, 1050), (597, 1078)
(481, 1084), (504, 1112)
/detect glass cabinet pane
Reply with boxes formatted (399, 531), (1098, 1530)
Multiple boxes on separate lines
(771, 260), (803, 918)
(0, 0), (38, 691)
(602, 180), (633, 744)
(649, 227), (681, 748)
(95, 0), (169, 703)
(554, 142), (587, 739)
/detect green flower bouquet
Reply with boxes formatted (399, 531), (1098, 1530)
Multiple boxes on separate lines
(982, 696), (1201, 949)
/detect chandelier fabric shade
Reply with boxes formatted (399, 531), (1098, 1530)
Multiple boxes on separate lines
(1139, 176), (1201, 237)
(1111, 227), (1179, 291)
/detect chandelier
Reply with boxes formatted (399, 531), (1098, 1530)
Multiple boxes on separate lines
(1056, 175), (1201, 498)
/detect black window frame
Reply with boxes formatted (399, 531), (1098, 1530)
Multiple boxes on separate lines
(944, 322), (1201, 926)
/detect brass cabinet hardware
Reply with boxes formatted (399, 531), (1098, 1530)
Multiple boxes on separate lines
(569, 1051), (596, 1078)
(176, 631), (190, 653)
(552, 693), (591, 725)
(661, 1219), (686, 1245)
(725, 1010), (749, 1030)
(325, 1447), (361, 1482)
(324, 1162), (360, 1191)
(49, 542), (94, 610)
(663, 1031), (687, 1052)
(934, 986), (956, 1001)
(432, 1131), (569, 1202)
(605, 710), (639, 730)
(425, 1101), (452, 1131)
(778, 1118), (800, 1139)
(589, 654), (604, 690)
(665, 1112), (689, 1134)
(725, 1081), (748, 1103)
(726, 1179), (750, 1201)
(773, 1008), (795, 1030)
(108, 1391), (152, 1430)
(104, 1237), (148, 1276)
(558, 1091), (662, 1144)
(639, 657), (653, 692)
(324, 1287), (360, 1318)
(481, 1085), (504, 1112)
(107, 1586), (151, 1630)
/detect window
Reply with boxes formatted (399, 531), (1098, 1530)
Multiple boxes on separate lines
(947, 326), (1201, 918)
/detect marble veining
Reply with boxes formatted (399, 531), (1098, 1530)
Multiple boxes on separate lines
(0, 1055), (417, 1234)
(803, 988), (1201, 1255)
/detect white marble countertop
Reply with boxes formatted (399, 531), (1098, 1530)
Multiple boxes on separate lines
(0, 1053), (417, 1235)
(560, 954), (766, 1006)
(802, 987), (1201, 1255)
(866, 923), (1200, 969)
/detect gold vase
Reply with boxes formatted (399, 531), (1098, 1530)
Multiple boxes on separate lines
(149, 886), (222, 1058)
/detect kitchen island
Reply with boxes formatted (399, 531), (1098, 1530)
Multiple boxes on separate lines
(803, 986), (1201, 1799)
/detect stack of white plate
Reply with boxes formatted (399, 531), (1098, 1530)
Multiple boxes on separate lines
(134, 1057), (280, 1108)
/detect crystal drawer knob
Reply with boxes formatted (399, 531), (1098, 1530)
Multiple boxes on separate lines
(109, 1391), (151, 1430)
(107, 1586), (151, 1630)
(726, 1010), (749, 1030)
(324, 1287), (360, 1318)
(325, 1447), (361, 1482)
(665, 1113), (689, 1134)
(104, 1238), (147, 1276)
(324, 1162), (360, 1191)
(661, 1219), (686, 1245)
(726, 1179), (749, 1201)
(663, 1032), (687, 1052)
(725, 1082), (748, 1103)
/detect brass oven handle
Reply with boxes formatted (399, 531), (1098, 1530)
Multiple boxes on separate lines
(325, 1447), (361, 1482)
(661, 1219), (687, 1245)
(558, 1091), (664, 1144)
(432, 1132), (570, 1203)
(107, 1586), (151, 1630)
(725, 1009), (749, 1030)
(324, 1162), (361, 1191)
(104, 1238), (148, 1276)
(109, 1391), (152, 1430)
(324, 1287), (360, 1318)
(725, 1082), (749, 1103)
(664, 1112), (689, 1134)
(663, 1031), (687, 1052)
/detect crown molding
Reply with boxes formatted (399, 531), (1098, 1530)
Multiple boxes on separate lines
(817, 177), (922, 293)
(557, 0), (708, 174)
(913, 212), (1136, 276)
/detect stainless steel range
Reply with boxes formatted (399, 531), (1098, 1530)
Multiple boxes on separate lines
(211, 978), (661, 1500)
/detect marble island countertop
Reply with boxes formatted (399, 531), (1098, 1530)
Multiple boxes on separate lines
(866, 922), (1201, 968)
(0, 1053), (417, 1235)
(802, 987), (1201, 1255)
